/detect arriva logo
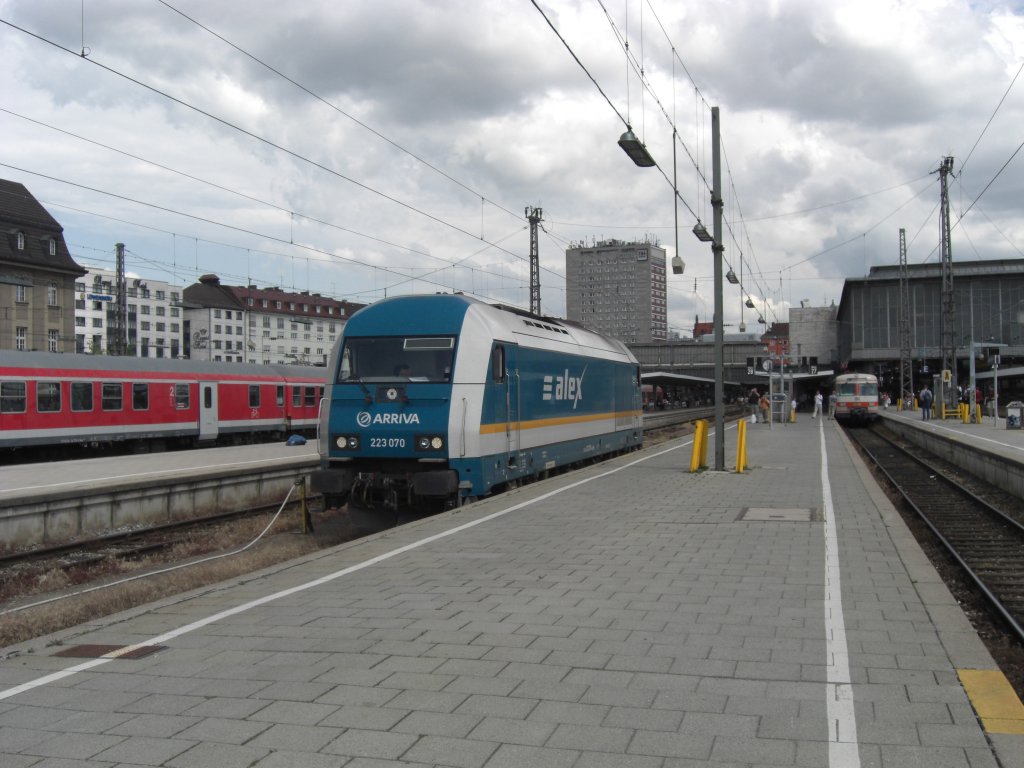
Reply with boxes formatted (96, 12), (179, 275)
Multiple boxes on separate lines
(356, 411), (421, 427)
(542, 367), (585, 409)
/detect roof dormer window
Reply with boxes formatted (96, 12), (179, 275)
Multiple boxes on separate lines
(16, 232), (25, 250)
(48, 239), (56, 256)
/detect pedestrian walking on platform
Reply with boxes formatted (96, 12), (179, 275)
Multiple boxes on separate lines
(828, 390), (837, 419)
(919, 385), (933, 420)
(759, 393), (770, 424)
(812, 391), (823, 419)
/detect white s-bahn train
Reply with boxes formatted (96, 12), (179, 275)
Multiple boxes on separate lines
(832, 372), (880, 423)
(311, 294), (644, 511)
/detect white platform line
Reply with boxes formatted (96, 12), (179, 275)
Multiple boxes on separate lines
(819, 419), (862, 768)
(0, 439), (691, 702)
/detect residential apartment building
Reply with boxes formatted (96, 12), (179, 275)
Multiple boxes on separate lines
(565, 239), (667, 343)
(0, 179), (86, 352)
(74, 267), (183, 358)
(182, 274), (364, 365)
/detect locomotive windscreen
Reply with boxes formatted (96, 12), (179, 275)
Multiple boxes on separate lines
(338, 336), (455, 383)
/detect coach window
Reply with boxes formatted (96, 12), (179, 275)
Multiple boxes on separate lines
(174, 384), (190, 409)
(491, 345), (506, 383)
(133, 383), (149, 410)
(0, 382), (26, 413)
(276, 385), (284, 406)
(292, 386), (302, 407)
(304, 386), (316, 407)
(37, 382), (61, 413)
(249, 385), (260, 408)
(102, 383), (123, 411)
(71, 382), (93, 412)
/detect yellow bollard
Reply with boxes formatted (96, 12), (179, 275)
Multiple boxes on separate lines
(690, 419), (708, 472)
(736, 419), (747, 473)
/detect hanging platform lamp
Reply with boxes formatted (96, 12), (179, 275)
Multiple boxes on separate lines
(726, 269), (739, 284)
(692, 221), (713, 242)
(618, 127), (655, 167)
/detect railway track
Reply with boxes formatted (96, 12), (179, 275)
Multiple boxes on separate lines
(846, 424), (1024, 643)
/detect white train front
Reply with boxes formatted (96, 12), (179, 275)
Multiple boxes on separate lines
(312, 294), (643, 509)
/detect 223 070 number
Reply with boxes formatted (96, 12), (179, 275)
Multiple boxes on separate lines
(370, 438), (406, 448)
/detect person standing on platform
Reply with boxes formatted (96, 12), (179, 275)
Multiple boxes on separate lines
(812, 391), (823, 419)
(759, 393), (770, 424)
(919, 385), (933, 420)
(748, 387), (760, 423)
(828, 390), (837, 420)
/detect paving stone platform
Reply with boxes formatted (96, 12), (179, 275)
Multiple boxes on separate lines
(0, 417), (1020, 767)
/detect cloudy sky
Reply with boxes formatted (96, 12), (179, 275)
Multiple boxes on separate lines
(2, 0), (1022, 336)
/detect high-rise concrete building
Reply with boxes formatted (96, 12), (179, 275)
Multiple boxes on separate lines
(565, 239), (667, 343)
(74, 267), (183, 358)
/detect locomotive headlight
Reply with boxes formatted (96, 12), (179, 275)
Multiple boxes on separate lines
(335, 435), (360, 450)
(414, 434), (444, 451)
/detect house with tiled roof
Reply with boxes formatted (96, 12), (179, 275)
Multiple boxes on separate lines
(0, 179), (87, 351)
(182, 274), (365, 364)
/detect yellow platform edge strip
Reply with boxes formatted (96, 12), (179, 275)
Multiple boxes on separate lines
(958, 669), (1024, 735)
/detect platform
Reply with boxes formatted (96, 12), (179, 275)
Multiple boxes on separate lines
(879, 406), (1024, 500)
(0, 417), (1021, 767)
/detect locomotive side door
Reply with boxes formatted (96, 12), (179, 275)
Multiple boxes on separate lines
(199, 382), (219, 441)
(502, 344), (520, 465)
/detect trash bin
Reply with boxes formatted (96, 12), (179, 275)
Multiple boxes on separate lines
(1007, 401), (1023, 429)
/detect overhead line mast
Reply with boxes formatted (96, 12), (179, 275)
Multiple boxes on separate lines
(526, 206), (543, 315)
(937, 157), (956, 408)
(898, 228), (913, 406)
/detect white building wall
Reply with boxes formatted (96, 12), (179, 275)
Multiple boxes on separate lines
(74, 267), (183, 357)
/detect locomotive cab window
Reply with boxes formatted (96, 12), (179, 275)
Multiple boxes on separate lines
(71, 382), (93, 412)
(0, 381), (26, 413)
(133, 383), (149, 410)
(338, 336), (455, 383)
(837, 380), (878, 397)
(102, 383), (123, 411)
(37, 382), (61, 413)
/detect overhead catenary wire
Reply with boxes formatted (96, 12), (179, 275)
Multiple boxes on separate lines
(0, 166), (531, 303)
(0, 19), (551, 282)
(155, 0), (527, 227)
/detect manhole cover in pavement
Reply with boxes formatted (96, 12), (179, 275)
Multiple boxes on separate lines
(52, 644), (164, 659)
(739, 507), (817, 522)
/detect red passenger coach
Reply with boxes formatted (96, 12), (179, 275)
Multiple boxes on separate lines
(0, 352), (327, 457)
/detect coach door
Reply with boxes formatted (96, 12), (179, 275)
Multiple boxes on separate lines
(199, 382), (218, 441)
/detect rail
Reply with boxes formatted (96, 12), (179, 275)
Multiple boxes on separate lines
(846, 425), (1024, 643)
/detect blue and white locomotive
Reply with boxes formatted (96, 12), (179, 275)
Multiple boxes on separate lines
(312, 294), (643, 510)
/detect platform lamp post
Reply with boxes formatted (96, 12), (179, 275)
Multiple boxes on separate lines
(707, 107), (725, 470)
